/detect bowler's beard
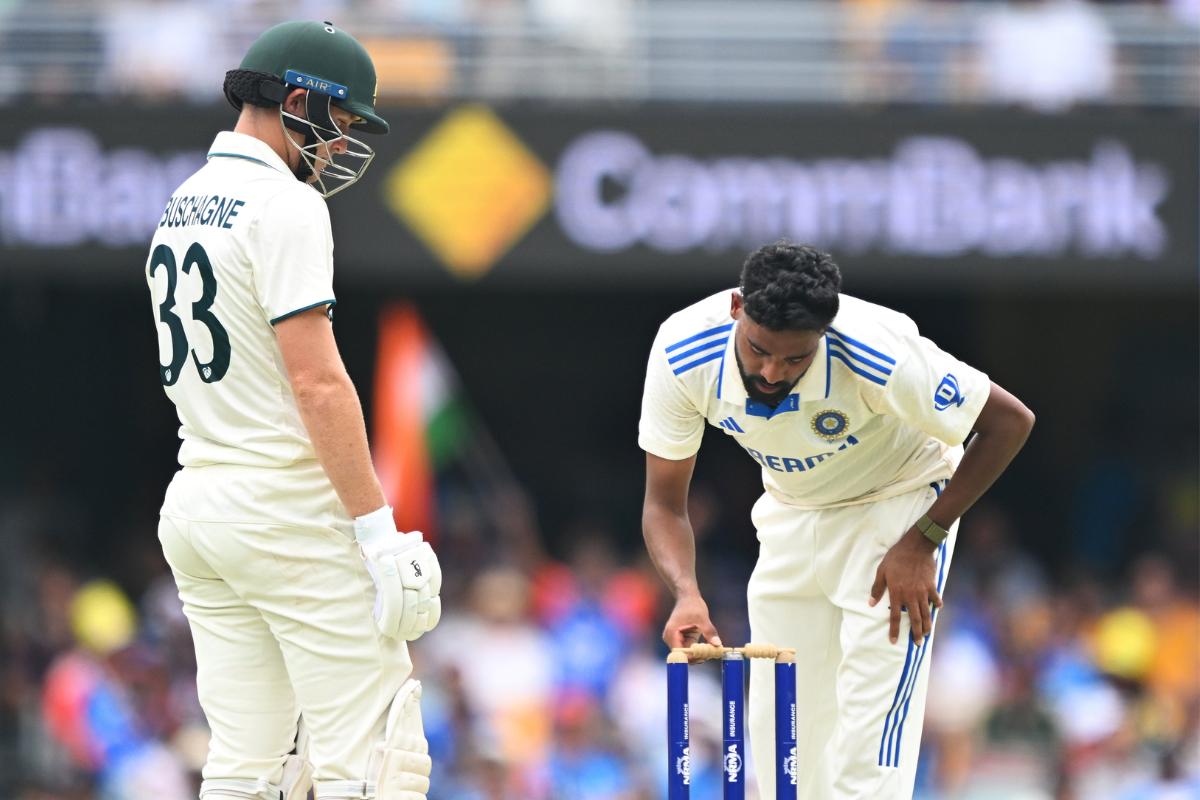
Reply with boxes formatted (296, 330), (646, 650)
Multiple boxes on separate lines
(735, 349), (802, 408)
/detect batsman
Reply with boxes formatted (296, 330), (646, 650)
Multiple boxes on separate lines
(145, 21), (440, 800)
(639, 242), (1033, 798)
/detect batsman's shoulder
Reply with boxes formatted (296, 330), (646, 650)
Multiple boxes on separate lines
(257, 180), (332, 229)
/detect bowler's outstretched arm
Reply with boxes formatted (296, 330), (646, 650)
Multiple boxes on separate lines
(643, 452), (724, 653)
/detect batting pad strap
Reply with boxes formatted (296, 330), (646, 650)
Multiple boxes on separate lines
(200, 778), (282, 799)
(314, 780), (375, 799)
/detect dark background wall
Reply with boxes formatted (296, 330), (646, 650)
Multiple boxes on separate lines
(4, 276), (1194, 597)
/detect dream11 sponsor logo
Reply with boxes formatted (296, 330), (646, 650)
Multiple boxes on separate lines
(0, 128), (203, 247)
(554, 131), (1169, 260)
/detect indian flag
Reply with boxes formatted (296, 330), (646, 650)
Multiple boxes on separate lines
(372, 304), (469, 540)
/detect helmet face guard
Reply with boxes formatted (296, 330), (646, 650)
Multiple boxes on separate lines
(227, 21), (390, 198)
(279, 83), (375, 198)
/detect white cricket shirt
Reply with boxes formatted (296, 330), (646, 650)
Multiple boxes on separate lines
(639, 290), (991, 509)
(145, 131), (336, 470)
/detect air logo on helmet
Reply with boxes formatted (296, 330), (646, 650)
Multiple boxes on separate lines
(284, 69), (348, 100)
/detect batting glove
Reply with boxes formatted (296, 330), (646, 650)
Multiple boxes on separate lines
(354, 506), (443, 641)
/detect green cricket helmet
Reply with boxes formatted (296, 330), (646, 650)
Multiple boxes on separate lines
(224, 20), (387, 197)
(235, 20), (387, 134)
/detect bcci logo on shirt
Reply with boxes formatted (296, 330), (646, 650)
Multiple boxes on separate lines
(812, 409), (849, 441)
(725, 744), (743, 782)
(675, 747), (691, 784)
(934, 373), (966, 411)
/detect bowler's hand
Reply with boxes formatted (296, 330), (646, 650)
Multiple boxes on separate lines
(869, 528), (942, 646)
(663, 592), (723, 661)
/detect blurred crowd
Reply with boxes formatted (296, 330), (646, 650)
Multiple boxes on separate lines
(1, 2), (1195, 797)
(1, 472), (1196, 800)
(0, 0), (1196, 109)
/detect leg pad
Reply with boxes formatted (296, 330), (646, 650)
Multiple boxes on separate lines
(315, 679), (431, 800)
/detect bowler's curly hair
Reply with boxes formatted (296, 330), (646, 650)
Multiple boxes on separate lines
(739, 242), (841, 331)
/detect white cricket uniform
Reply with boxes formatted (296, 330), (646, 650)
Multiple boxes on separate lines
(146, 131), (420, 796)
(639, 290), (990, 799)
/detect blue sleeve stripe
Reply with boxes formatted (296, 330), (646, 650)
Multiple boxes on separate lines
(665, 323), (734, 353)
(270, 299), (336, 325)
(827, 327), (896, 365)
(667, 337), (727, 365)
(826, 339), (893, 376)
(826, 335), (894, 375)
(828, 350), (888, 386)
(672, 349), (724, 375)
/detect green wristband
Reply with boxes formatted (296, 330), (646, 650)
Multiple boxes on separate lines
(915, 514), (949, 546)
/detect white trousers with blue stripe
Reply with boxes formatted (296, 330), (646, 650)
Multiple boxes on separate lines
(747, 483), (956, 800)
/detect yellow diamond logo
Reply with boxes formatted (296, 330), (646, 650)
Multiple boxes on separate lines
(385, 105), (551, 279)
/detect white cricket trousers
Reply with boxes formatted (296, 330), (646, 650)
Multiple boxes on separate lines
(747, 482), (957, 800)
(158, 466), (414, 791)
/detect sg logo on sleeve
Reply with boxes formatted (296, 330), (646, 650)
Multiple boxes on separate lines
(933, 373), (966, 411)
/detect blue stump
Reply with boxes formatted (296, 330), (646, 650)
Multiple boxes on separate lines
(668, 656), (691, 799)
(721, 653), (745, 800)
(775, 658), (798, 798)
